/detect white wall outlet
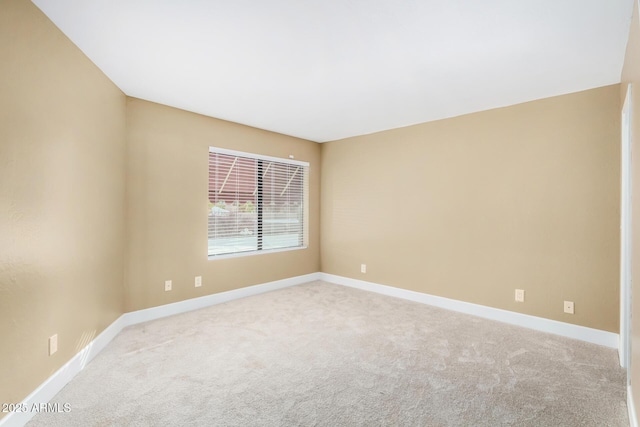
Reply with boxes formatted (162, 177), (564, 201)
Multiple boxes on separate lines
(564, 301), (574, 314)
(49, 334), (58, 356)
(195, 276), (202, 287)
(361, 264), (366, 273)
(515, 289), (525, 302)
(165, 280), (172, 291)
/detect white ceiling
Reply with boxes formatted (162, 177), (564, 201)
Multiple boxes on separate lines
(32, 0), (634, 143)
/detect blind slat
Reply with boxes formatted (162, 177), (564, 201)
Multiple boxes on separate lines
(208, 148), (308, 257)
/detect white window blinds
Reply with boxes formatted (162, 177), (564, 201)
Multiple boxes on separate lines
(208, 147), (309, 257)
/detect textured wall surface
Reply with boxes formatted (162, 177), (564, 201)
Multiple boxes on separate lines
(124, 99), (320, 311)
(0, 0), (127, 412)
(0, 0), (628, 417)
(321, 85), (621, 332)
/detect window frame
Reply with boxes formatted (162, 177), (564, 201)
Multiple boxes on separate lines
(207, 146), (309, 260)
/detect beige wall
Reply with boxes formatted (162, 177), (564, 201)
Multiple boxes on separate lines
(0, 0), (126, 412)
(321, 85), (621, 332)
(621, 0), (640, 416)
(124, 99), (320, 311)
(0, 0), (626, 415)
(0, 1), (320, 409)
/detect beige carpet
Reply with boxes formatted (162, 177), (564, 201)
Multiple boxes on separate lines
(28, 281), (627, 426)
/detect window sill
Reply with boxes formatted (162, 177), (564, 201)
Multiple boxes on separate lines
(208, 245), (308, 261)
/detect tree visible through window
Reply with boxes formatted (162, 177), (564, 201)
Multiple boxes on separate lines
(208, 147), (308, 257)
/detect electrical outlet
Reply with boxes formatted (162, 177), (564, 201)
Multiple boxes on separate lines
(195, 276), (202, 287)
(165, 280), (172, 291)
(49, 334), (58, 356)
(515, 289), (525, 302)
(564, 301), (574, 314)
(361, 264), (366, 273)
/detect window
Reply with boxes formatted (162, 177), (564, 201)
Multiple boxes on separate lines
(208, 147), (309, 258)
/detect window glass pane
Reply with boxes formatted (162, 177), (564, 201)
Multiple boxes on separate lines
(208, 148), (308, 258)
(262, 162), (304, 250)
(208, 152), (258, 256)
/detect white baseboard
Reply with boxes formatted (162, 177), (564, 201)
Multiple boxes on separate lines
(124, 272), (321, 326)
(319, 273), (619, 349)
(0, 315), (127, 427)
(2, 271), (620, 427)
(630, 385), (639, 427)
(0, 272), (320, 427)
